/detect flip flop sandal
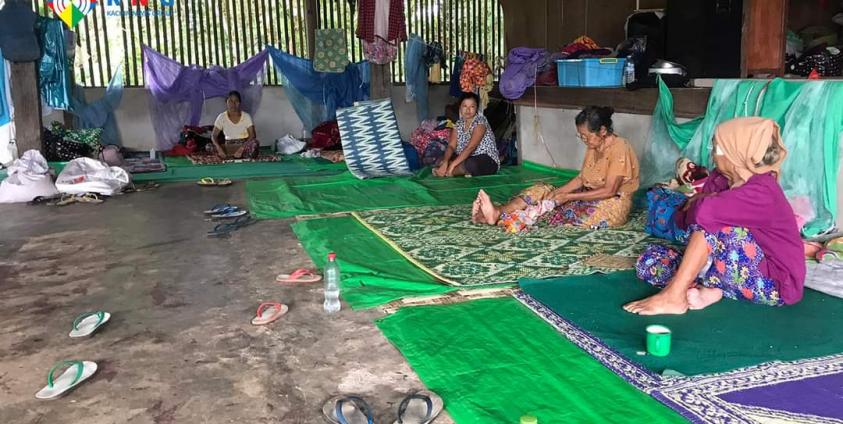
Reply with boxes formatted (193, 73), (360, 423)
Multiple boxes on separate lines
(229, 215), (255, 229)
(204, 203), (238, 214)
(322, 395), (375, 424)
(75, 193), (104, 204)
(207, 223), (234, 238)
(28, 194), (63, 206)
(198, 177), (232, 186)
(250, 302), (289, 325)
(276, 268), (322, 284)
(393, 390), (444, 424)
(53, 194), (79, 206)
(69, 311), (111, 338)
(35, 360), (98, 399)
(211, 209), (248, 219)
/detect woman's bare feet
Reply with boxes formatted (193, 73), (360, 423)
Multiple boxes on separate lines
(623, 286), (689, 315)
(471, 196), (483, 224)
(476, 190), (501, 225)
(686, 287), (723, 310)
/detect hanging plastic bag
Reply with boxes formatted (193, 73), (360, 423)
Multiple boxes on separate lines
(55, 157), (130, 195)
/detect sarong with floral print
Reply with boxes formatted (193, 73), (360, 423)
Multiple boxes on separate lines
(636, 225), (783, 306)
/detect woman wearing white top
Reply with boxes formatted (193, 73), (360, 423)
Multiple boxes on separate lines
(210, 91), (259, 159)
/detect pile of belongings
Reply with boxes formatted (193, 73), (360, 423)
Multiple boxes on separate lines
(410, 118), (454, 166)
(659, 157), (710, 196)
(500, 36), (614, 99)
(786, 24), (843, 77)
(43, 121), (104, 162)
(168, 125), (215, 156)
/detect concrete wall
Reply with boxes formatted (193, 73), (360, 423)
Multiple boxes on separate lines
(53, 85), (454, 151)
(518, 105), (843, 229)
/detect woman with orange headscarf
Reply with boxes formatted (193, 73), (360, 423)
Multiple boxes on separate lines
(624, 117), (805, 315)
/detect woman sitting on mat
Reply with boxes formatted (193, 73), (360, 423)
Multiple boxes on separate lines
(624, 117), (805, 315)
(210, 90), (259, 159)
(472, 106), (639, 232)
(433, 92), (500, 177)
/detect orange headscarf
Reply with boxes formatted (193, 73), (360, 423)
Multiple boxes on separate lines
(713, 117), (787, 182)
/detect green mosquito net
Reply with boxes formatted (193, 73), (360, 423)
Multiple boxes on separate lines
(641, 78), (843, 236)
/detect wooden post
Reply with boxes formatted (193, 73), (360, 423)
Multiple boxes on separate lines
(305, 0), (318, 58)
(9, 61), (43, 153)
(369, 64), (391, 99)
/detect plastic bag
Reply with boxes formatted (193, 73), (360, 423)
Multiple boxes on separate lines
(55, 157), (130, 195)
(0, 150), (58, 203)
(276, 134), (306, 155)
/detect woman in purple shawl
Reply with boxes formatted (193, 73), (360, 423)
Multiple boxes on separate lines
(625, 118), (805, 315)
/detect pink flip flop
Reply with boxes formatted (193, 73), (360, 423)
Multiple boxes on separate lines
(276, 268), (322, 284)
(250, 302), (289, 326)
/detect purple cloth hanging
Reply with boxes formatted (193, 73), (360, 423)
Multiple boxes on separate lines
(143, 46), (269, 150)
(499, 47), (549, 100)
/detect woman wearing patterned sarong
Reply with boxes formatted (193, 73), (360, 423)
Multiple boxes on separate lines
(209, 91), (260, 160)
(433, 92), (500, 178)
(625, 117), (805, 315)
(473, 106), (640, 233)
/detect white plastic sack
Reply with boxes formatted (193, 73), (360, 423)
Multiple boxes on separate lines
(55, 157), (130, 195)
(0, 149), (59, 203)
(276, 134), (306, 155)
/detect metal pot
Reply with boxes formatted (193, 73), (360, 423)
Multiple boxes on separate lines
(648, 60), (688, 76)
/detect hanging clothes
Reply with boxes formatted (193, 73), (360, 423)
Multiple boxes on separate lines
(356, 0), (407, 43)
(0, 48), (8, 127)
(0, 56), (13, 166)
(267, 46), (369, 132)
(143, 45), (268, 150)
(423, 41), (445, 83)
(314, 29), (350, 73)
(38, 17), (72, 110)
(71, 67), (124, 146)
(404, 35), (429, 123)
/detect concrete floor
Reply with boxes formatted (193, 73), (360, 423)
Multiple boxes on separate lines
(0, 182), (454, 424)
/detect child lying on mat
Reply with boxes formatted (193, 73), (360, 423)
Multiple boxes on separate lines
(472, 106), (640, 232)
(625, 117), (805, 315)
(210, 90), (260, 160)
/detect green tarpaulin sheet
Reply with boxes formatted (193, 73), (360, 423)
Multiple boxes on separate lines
(647, 78), (843, 236)
(377, 298), (685, 424)
(291, 216), (454, 309)
(520, 271), (843, 376)
(249, 162), (578, 219)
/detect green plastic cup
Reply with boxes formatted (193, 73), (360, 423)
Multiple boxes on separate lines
(646, 325), (672, 357)
(520, 415), (538, 424)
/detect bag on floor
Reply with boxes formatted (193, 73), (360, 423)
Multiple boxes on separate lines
(645, 187), (690, 243)
(55, 157), (130, 195)
(0, 150), (59, 203)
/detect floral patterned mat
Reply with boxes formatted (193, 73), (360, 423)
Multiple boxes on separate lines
(353, 205), (665, 287)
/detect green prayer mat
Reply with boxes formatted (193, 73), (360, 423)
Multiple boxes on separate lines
(247, 162), (578, 219)
(376, 298), (686, 424)
(291, 216), (454, 309)
(354, 205), (660, 287)
(520, 270), (843, 376)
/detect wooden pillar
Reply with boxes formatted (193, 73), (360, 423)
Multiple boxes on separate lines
(741, 0), (788, 77)
(306, 0), (318, 58)
(10, 61), (42, 153)
(369, 64), (391, 99)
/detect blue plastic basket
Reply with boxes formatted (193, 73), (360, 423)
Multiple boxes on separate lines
(556, 58), (627, 88)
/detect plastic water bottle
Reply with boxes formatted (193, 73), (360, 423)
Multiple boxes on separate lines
(624, 60), (636, 87)
(323, 252), (341, 314)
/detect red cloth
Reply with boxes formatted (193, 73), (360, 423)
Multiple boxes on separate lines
(310, 121), (342, 150)
(356, 0), (407, 43)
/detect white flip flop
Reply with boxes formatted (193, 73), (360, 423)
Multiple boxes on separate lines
(393, 390), (444, 424)
(35, 360), (98, 399)
(250, 302), (289, 326)
(69, 311), (111, 338)
(322, 395), (375, 424)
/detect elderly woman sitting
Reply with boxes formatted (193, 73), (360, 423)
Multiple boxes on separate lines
(210, 90), (259, 159)
(473, 106), (639, 232)
(625, 117), (805, 315)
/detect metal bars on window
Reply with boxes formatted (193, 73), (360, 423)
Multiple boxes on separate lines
(30, 0), (502, 87)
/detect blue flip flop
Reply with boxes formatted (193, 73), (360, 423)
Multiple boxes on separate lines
(203, 203), (238, 214)
(394, 390), (443, 424)
(322, 395), (374, 424)
(207, 215), (255, 238)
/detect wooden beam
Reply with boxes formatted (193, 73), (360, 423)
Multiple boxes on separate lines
(305, 0), (318, 58)
(9, 61), (43, 153)
(369, 64), (391, 99)
(741, 0), (788, 77)
(510, 86), (711, 118)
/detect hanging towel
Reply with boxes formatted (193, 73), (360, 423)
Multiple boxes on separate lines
(314, 28), (349, 73)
